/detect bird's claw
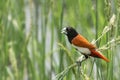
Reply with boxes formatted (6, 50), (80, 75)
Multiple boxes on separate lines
(76, 55), (88, 66)
(76, 55), (87, 62)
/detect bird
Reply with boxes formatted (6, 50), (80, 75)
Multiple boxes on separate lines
(61, 27), (109, 62)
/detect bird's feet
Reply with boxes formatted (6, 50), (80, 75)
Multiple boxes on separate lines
(76, 55), (88, 65)
(76, 55), (89, 76)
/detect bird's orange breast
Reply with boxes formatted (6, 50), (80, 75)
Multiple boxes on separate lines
(71, 34), (96, 49)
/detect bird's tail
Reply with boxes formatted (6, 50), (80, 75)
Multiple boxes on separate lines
(90, 50), (109, 62)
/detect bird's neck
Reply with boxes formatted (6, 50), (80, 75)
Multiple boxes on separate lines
(67, 36), (73, 43)
(67, 34), (78, 43)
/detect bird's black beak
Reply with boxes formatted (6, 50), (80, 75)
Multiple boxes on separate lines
(61, 27), (67, 35)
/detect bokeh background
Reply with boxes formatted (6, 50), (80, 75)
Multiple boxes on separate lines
(0, 0), (120, 80)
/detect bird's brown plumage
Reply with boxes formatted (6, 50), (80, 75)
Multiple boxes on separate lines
(71, 34), (109, 62)
(71, 34), (96, 49)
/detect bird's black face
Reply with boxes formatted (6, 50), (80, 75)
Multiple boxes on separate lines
(61, 27), (78, 43)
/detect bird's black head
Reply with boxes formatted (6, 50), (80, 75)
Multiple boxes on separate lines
(61, 27), (78, 43)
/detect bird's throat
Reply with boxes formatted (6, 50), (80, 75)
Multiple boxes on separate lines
(67, 34), (78, 43)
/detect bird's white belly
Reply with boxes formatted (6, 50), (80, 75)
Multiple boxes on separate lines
(72, 45), (91, 55)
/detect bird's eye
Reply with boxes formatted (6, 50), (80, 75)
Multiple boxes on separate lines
(66, 28), (69, 31)
(66, 27), (70, 31)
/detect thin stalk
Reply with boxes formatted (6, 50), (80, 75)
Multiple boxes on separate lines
(95, 0), (101, 80)
(50, 25), (54, 80)
(59, 0), (64, 72)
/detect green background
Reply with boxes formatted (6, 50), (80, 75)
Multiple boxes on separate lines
(0, 0), (120, 80)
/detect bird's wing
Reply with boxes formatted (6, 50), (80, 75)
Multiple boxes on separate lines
(71, 34), (96, 49)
